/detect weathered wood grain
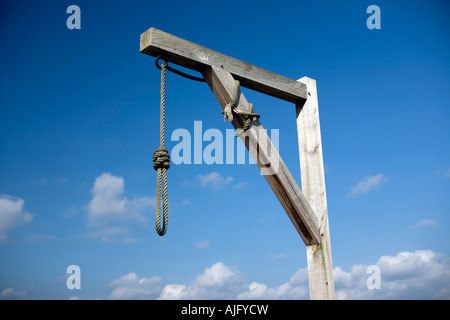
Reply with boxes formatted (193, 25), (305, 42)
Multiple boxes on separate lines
(202, 65), (320, 245)
(296, 77), (335, 300)
(140, 27), (335, 299)
(140, 27), (307, 104)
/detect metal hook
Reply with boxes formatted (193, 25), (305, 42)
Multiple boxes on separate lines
(155, 54), (167, 69)
(154, 54), (205, 82)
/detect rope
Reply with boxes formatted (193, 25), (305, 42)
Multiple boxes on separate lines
(155, 56), (258, 135)
(155, 55), (205, 82)
(150, 59), (259, 237)
(222, 80), (260, 135)
(153, 62), (170, 236)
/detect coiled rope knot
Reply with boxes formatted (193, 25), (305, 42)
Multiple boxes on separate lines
(221, 80), (260, 135)
(152, 147), (170, 171)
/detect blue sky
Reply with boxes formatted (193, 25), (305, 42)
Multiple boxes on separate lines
(0, 0), (449, 299)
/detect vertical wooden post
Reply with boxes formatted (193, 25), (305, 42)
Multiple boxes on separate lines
(296, 77), (335, 300)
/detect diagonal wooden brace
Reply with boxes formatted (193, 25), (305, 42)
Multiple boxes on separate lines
(202, 65), (321, 245)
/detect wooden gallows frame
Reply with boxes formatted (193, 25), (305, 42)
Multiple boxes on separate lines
(141, 27), (335, 300)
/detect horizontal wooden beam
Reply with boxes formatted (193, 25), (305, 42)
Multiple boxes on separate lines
(202, 65), (320, 245)
(140, 27), (307, 104)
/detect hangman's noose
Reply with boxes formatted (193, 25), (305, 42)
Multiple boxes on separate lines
(151, 55), (260, 236)
(153, 59), (170, 236)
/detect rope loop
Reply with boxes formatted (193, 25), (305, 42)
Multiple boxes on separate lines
(154, 58), (169, 237)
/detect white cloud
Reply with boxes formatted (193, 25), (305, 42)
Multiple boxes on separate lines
(240, 250), (450, 300)
(120, 237), (142, 244)
(236, 282), (269, 299)
(347, 174), (387, 198)
(194, 240), (210, 249)
(25, 233), (56, 241)
(267, 253), (287, 262)
(410, 219), (438, 228)
(62, 206), (78, 219)
(335, 250), (450, 299)
(0, 287), (26, 300)
(159, 262), (245, 300)
(158, 284), (190, 300)
(109, 272), (162, 300)
(87, 173), (154, 227)
(30, 178), (47, 186)
(237, 268), (309, 300)
(106, 250), (450, 300)
(30, 177), (68, 186)
(436, 168), (450, 179)
(233, 181), (246, 190)
(194, 172), (234, 191)
(195, 262), (240, 287)
(85, 226), (129, 242)
(54, 177), (68, 184)
(0, 195), (35, 242)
